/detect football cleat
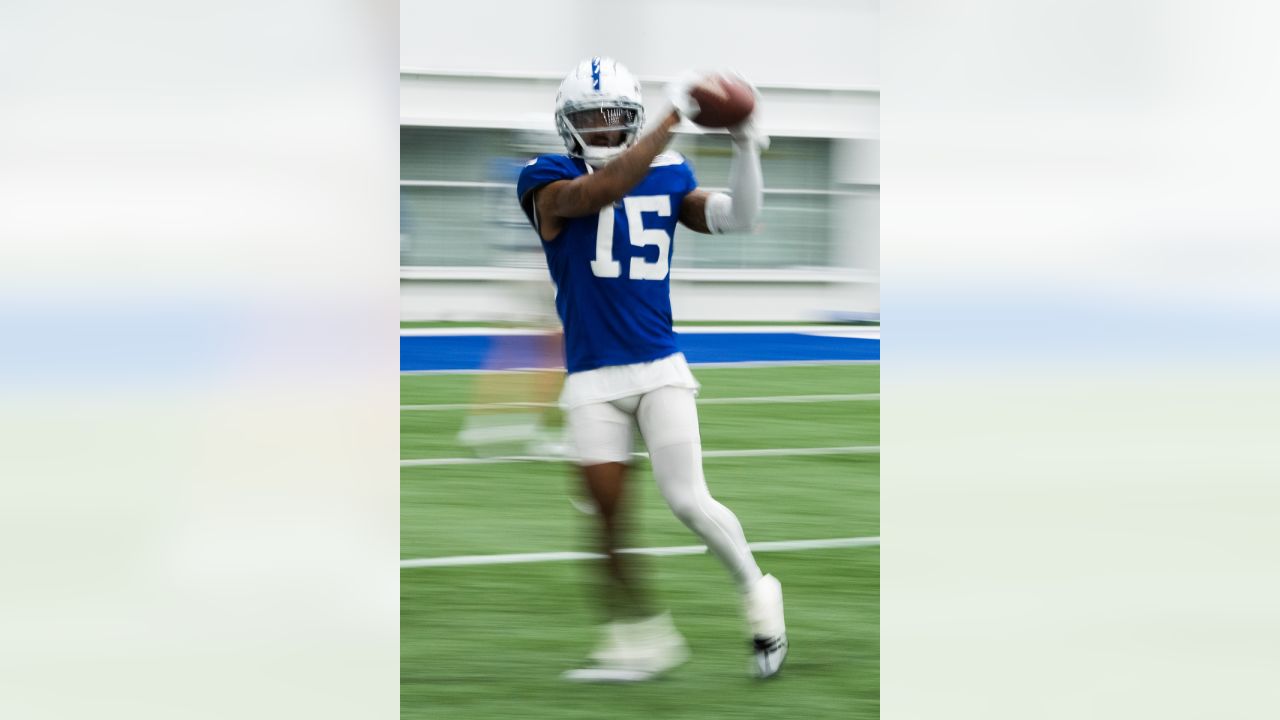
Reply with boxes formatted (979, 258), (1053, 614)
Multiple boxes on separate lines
(751, 632), (788, 679)
(745, 574), (788, 679)
(563, 612), (689, 683)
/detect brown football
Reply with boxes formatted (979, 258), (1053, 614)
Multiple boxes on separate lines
(689, 73), (755, 128)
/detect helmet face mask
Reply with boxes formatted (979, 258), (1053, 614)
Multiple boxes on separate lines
(565, 105), (640, 150)
(555, 58), (645, 167)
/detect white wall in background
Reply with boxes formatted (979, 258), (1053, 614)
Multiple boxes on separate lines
(400, 74), (879, 140)
(401, 277), (879, 323)
(401, 0), (879, 89)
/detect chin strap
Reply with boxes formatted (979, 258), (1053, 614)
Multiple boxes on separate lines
(583, 147), (622, 168)
(567, 122), (633, 168)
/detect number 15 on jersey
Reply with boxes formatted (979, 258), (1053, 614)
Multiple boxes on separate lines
(590, 195), (671, 280)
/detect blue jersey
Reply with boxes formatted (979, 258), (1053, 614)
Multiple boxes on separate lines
(516, 152), (697, 373)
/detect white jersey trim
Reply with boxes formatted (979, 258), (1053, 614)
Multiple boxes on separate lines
(650, 151), (686, 168)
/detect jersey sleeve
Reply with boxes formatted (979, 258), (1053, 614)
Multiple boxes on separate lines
(516, 155), (579, 232)
(651, 151), (699, 197)
(675, 154), (698, 195)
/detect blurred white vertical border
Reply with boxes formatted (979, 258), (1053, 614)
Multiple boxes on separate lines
(0, 1), (400, 718)
(883, 1), (1280, 718)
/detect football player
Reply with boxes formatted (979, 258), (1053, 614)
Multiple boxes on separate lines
(516, 57), (786, 681)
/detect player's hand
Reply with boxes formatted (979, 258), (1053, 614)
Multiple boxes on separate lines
(721, 70), (769, 151)
(728, 116), (770, 151)
(663, 70), (703, 119)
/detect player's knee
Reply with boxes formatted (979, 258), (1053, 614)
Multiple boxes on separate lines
(664, 490), (709, 528)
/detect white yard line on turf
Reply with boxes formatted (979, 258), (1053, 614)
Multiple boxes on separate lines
(700, 392), (878, 405)
(399, 393), (879, 411)
(401, 359), (879, 375)
(673, 325), (879, 338)
(401, 325), (879, 338)
(400, 535), (880, 569)
(702, 446), (879, 458)
(400, 445), (880, 467)
(401, 401), (555, 411)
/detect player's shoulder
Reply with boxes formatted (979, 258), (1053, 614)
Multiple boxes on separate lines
(525, 153), (580, 169)
(646, 151), (696, 191)
(517, 154), (584, 195)
(520, 153), (582, 177)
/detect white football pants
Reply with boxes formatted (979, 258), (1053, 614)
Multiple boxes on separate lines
(568, 385), (764, 592)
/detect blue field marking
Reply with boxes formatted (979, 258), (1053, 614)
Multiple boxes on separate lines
(399, 331), (879, 372)
(400, 335), (497, 373)
(679, 332), (878, 364)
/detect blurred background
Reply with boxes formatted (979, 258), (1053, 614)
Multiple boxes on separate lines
(399, 0), (880, 322)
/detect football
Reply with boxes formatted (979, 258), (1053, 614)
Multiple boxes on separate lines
(689, 73), (755, 128)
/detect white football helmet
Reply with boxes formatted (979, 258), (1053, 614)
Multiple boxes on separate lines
(555, 57), (645, 168)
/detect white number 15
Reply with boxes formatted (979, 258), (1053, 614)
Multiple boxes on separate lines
(590, 195), (671, 280)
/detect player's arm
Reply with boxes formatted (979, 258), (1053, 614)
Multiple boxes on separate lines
(533, 111), (682, 242)
(678, 189), (714, 233)
(679, 120), (767, 235)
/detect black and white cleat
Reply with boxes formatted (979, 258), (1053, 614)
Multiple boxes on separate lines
(751, 633), (788, 679)
(744, 574), (787, 679)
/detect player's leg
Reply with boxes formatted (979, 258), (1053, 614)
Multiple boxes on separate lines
(579, 460), (649, 619)
(563, 397), (686, 681)
(637, 385), (762, 590)
(636, 385), (787, 678)
(566, 399), (643, 616)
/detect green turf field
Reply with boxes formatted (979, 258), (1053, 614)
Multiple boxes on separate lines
(401, 364), (879, 719)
